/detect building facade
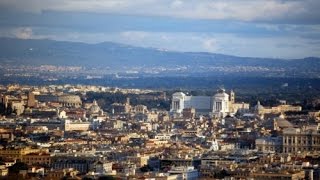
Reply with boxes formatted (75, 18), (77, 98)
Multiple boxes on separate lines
(282, 127), (320, 153)
(255, 136), (283, 153)
(255, 102), (302, 115)
(35, 94), (82, 108)
(170, 89), (249, 117)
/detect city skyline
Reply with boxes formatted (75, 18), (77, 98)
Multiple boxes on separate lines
(1, 1), (320, 179)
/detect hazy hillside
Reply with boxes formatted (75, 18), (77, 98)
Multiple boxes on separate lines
(0, 37), (320, 75)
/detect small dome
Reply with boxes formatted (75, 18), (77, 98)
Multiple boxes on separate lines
(90, 100), (101, 113)
(254, 101), (264, 110)
(276, 118), (293, 128)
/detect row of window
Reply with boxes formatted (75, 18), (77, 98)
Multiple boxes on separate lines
(283, 136), (320, 145)
(24, 157), (50, 161)
(283, 147), (320, 153)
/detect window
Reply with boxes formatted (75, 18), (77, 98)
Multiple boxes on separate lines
(216, 102), (222, 111)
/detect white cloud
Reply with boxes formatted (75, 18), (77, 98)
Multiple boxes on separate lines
(0, 26), (319, 58)
(170, 0), (183, 8)
(121, 31), (149, 41)
(255, 24), (281, 31)
(161, 35), (170, 41)
(14, 27), (33, 39)
(1, 0), (319, 23)
(203, 38), (219, 52)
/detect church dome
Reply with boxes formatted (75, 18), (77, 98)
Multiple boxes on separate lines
(90, 100), (101, 113)
(254, 101), (264, 110)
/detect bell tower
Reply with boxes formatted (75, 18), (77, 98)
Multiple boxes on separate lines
(230, 90), (235, 104)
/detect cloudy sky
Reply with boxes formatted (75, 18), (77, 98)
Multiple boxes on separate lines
(1, 0), (320, 58)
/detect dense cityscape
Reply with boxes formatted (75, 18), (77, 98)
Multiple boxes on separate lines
(0, 84), (319, 179)
(1, 0), (320, 180)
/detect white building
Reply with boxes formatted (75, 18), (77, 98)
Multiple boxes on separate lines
(171, 89), (238, 118)
(212, 89), (230, 117)
(209, 139), (219, 151)
(255, 136), (282, 153)
(155, 133), (173, 141)
(63, 120), (91, 131)
(170, 92), (216, 115)
(168, 166), (199, 180)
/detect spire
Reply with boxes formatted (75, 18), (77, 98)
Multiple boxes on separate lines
(93, 99), (97, 105)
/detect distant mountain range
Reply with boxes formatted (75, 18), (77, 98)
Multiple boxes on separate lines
(0, 37), (320, 78)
